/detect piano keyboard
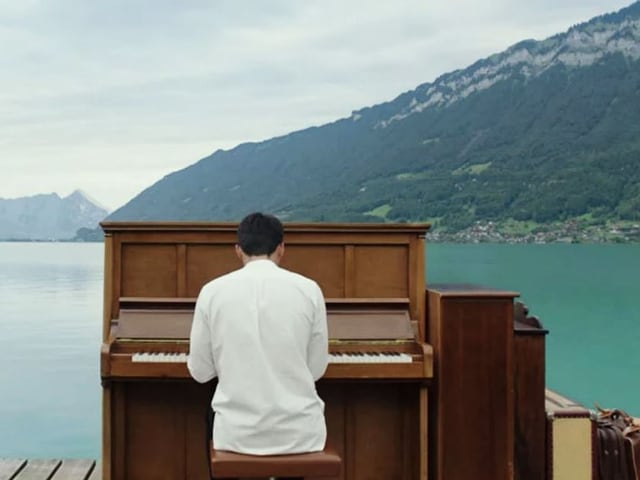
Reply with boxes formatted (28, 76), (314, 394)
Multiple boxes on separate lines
(329, 352), (413, 363)
(131, 352), (413, 364)
(132, 352), (188, 363)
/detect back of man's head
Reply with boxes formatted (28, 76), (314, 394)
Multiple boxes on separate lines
(237, 212), (284, 256)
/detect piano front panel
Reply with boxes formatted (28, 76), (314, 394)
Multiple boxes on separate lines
(185, 245), (241, 297)
(320, 382), (420, 479)
(107, 379), (420, 480)
(121, 244), (178, 297)
(279, 245), (346, 298)
(106, 223), (427, 324)
(108, 380), (213, 480)
(353, 245), (409, 298)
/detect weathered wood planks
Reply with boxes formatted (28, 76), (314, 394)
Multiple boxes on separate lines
(0, 459), (97, 480)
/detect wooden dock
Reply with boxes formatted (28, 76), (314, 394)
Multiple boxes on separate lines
(0, 459), (99, 480)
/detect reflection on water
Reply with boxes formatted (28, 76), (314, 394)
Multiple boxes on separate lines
(0, 242), (103, 458)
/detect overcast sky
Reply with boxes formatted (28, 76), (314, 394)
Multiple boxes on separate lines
(1, 0), (633, 211)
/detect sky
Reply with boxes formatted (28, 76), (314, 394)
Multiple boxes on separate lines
(1, 0), (634, 211)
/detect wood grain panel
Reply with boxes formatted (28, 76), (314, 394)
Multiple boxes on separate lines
(354, 246), (408, 298)
(126, 383), (185, 480)
(110, 381), (213, 480)
(280, 245), (345, 298)
(318, 385), (347, 480)
(317, 383), (418, 480)
(185, 382), (215, 480)
(427, 286), (516, 480)
(185, 244), (240, 296)
(121, 245), (177, 297)
(514, 319), (548, 480)
(112, 385), (126, 480)
(351, 383), (416, 479)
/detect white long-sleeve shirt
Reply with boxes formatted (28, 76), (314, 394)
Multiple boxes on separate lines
(187, 259), (329, 455)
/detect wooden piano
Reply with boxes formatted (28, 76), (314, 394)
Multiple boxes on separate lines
(100, 222), (433, 480)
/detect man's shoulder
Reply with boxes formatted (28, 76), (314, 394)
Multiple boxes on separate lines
(277, 267), (321, 291)
(199, 269), (243, 294)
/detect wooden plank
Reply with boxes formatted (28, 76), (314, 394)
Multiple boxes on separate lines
(50, 460), (94, 480)
(101, 388), (112, 480)
(86, 462), (100, 480)
(515, 320), (547, 480)
(344, 245), (355, 297)
(545, 388), (582, 411)
(13, 459), (60, 480)
(103, 233), (114, 342)
(419, 387), (429, 480)
(0, 459), (26, 480)
(100, 221), (430, 234)
(176, 244), (187, 297)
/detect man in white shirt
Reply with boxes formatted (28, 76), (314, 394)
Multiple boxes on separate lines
(188, 212), (329, 478)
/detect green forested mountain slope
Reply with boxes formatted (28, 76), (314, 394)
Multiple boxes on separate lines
(108, 3), (640, 233)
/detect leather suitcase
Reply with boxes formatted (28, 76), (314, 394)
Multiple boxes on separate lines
(595, 409), (640, 480)
(546, 406), (596, 480)
(597, 419), (632, 480)
(624, 425), (640, 480)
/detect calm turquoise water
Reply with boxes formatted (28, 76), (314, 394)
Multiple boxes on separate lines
(0, 242), (638, 458)
(427, 243), (640, 416)
(0, 243), (102, 459)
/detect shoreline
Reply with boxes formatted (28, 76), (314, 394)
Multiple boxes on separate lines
(2, 219), (640, 244)
(427, 219), (640, 244)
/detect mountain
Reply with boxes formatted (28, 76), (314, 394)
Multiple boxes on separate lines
(0, 190), (109, 241)
(108, 2), (640, 233)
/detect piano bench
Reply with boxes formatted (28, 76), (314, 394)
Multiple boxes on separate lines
(210, 445), (342, 479)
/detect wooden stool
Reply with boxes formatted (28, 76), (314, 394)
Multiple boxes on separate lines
(210, 445), (342, 479)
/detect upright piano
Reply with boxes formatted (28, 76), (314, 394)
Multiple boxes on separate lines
(100, 222), (433, 480)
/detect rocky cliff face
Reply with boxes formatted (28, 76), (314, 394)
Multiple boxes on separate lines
(0, 190), (109, 240)
(373, 6), (640, 128)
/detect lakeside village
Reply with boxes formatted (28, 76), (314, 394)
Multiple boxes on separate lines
(427, 219), (640, 244)
(4, 219), (640, 244)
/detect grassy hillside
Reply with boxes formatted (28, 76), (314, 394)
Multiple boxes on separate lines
(108, 3), (640, 234)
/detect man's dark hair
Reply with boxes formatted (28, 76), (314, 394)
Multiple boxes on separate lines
(237, 212), (284, 256)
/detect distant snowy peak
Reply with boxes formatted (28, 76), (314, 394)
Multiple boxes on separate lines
(0, 190), (109, 240)
(65, 189), (110, 213)
(370, 7), (640, 128)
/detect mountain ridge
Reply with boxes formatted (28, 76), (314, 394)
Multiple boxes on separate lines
(107, 2), (640, 236)
(0, 190), (109, 241)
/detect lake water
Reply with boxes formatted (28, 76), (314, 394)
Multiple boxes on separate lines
(0, 241), (638, 458)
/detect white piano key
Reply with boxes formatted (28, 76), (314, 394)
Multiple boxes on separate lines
(329, 352), (413, 364)
(132, 352), (188, 363)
